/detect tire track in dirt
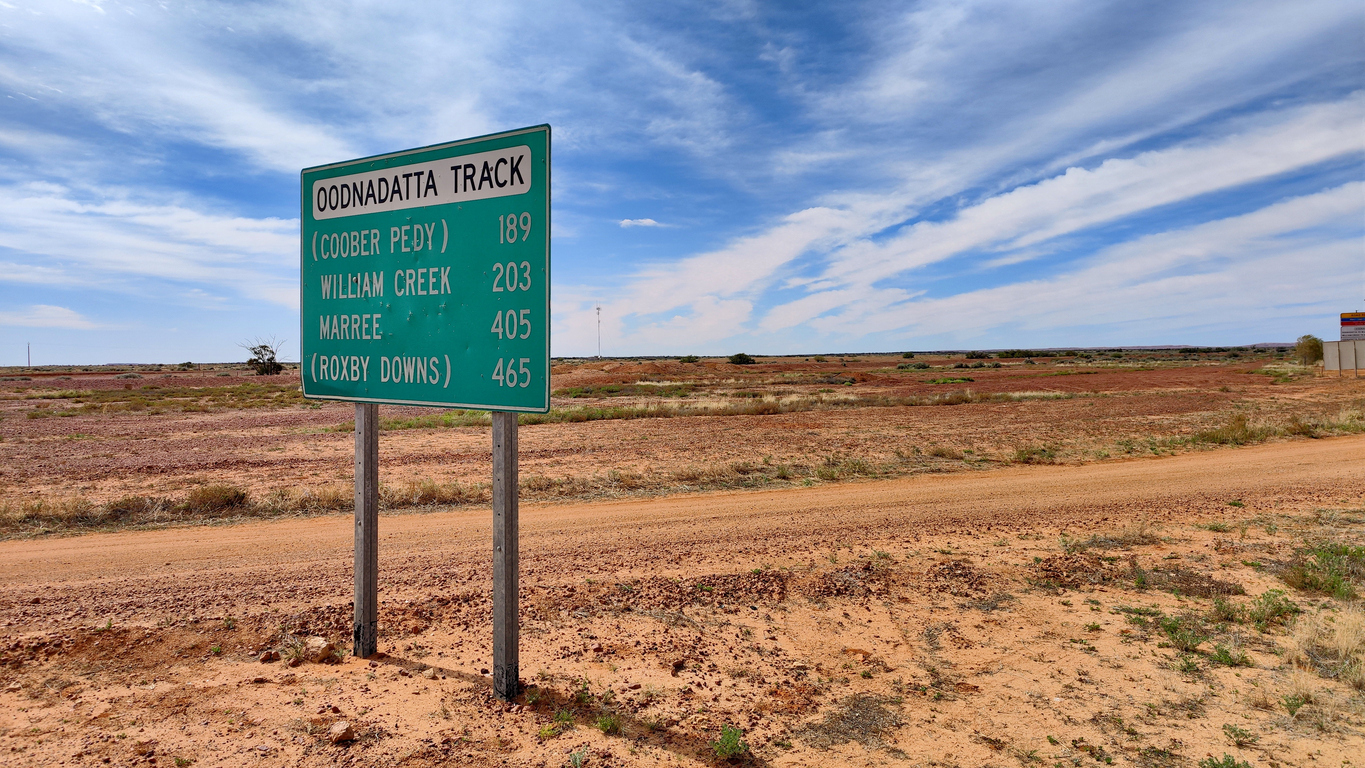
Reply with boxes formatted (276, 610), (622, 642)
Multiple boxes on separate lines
(1, 436), (1361, 629)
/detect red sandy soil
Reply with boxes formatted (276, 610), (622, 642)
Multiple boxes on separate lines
(1, 436), (1362, 767)
(2, 356), (1361, 508)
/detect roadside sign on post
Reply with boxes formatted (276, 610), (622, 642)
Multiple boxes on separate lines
(301, 125), (551, 412)
(301, 125), (549, 701)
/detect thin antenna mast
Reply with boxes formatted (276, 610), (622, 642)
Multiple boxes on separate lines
(596, 306), (602, 359)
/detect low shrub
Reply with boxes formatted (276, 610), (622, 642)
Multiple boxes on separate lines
(1245, 589), (1298, 630)
(1281, 541), (1365, 599)
(184, 484), (249, 515)
(1013, 445), (1057, 464)
(711, 724), (749, 760)
(1160, 614), (1209, 653)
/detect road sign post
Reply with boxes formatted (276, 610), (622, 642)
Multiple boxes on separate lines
(353, 402), (379, 657)
(491, 411), (519, 699)
(301, 126), (549, 700)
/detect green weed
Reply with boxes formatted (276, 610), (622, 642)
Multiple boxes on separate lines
(1208, 644), (1252, 668)
(1245, 589), (1298, 630)
(1221, 724), (1257, 747)
(1160, 615), (1208, 653)
(1199, 755), (1252, 768)
(711, 724), (750, 760)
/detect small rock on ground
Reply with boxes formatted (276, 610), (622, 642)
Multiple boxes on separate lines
(328, 721), (355, 743)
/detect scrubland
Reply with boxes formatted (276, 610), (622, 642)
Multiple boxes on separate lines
(0, 350), (1362, 767)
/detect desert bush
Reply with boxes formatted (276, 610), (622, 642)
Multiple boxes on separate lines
(1245, 589), (1299, 630)
(1294, 334), (1323, 365)
(678, 355), (699, 363)
(1209, 643), (1253, 668)
(1281, 541), (1365, 600)
(727, 352), (756, 365)
(243, 338), (284, 376)
(594, 713), (621, 735)
(1160, 614), (1209, 653)
(1200, 753), (1252, 768)
(1209, 596), (1242, 624)
(965, 351), (990, 359)
(184, 484), (249, 515)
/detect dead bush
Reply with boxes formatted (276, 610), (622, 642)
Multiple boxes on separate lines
(383, 479), (484, 508)
(797, 694), (902, 749)
(184, 484), (249, 515)
(1287, 605), (1365, 690)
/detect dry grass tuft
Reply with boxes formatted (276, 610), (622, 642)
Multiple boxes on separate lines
(185, 484), (249, 515)
(1287, 605), (1365, 690)
(382, 478), (486, 508)
(797, 694), (903, 749)
(1064, 520), (1161, 552)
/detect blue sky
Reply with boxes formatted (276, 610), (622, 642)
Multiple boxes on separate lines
(0, 0), (1361, 364)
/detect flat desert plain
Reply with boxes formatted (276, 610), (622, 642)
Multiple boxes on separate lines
(0, 351), (1363, 768)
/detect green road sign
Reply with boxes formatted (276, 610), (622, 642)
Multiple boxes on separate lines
(300, 125), (550, 412)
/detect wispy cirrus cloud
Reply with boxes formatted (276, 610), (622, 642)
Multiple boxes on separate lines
(0, 181), (298, 307)
(557, 93), (1362, 352)
(0, 304), (103, 330)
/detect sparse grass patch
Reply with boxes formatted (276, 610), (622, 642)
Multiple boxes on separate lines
(1064, 521), (1160, 553)
(1221, 724), (1257, 747)
(797, 694), (901, 749)
(382, 478), (485, 508)
(1245, 589), (1298, 631)
(1281, 539), (1365, 600)
(185, 484), (249, 515)
(1286, 604), (1364, 689)
(1012, 445), (1057, 464)
(30, 382), (304, 413)
(1160, 614), (1208, 653)
(1199, 754), (1252, 768)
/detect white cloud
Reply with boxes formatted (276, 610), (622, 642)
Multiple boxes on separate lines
(850, 182), (1363, 342)
(0, 182), (299, 307)
(619, 218), (663, 228)
(0, 304), (102, 329)
(556, 94), (1362, 354)
(815, 94), (1364, 292)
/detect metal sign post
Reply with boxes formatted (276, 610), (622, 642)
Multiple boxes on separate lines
(300, 125), (550, 700)
(353, 402), (379, 657)
(491, 412), (519, 699)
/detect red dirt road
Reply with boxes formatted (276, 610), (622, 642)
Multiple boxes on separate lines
(1, 437), (1361, 768)
(2, 437), (1360, 625)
